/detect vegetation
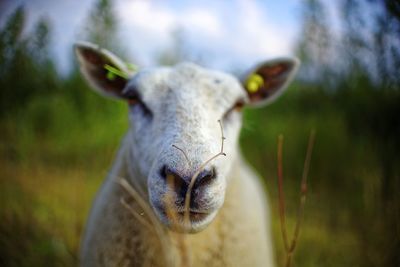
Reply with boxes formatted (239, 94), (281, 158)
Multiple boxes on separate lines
(0, 0), (399, 266)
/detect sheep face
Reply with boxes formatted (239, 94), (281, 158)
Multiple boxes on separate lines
(126, 63), (245, 232)
(74, 42), (299, 233)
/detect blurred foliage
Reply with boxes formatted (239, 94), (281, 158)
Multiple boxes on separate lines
(0, 7), (58, 118)
(80, 0), (122, 54)
(0, 0), (399, 267)
(294, 1), (400, 265)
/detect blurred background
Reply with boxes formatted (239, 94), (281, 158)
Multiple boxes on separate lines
(0, 0), (399, 266)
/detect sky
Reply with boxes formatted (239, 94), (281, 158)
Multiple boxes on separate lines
(0, 0), (304, 74)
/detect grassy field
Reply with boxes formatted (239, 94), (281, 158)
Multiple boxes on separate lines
(1, 1), (399, 265)
(2, 83), (393, 266)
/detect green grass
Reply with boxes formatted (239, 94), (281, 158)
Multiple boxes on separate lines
(0, 86), (396, 266)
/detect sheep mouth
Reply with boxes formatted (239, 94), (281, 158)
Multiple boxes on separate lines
(153, 204), (216, 232)
(176, 210), (210, 222)
(160, 207), (211, 223)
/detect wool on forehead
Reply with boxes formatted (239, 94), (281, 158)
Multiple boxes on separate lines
(130, 62), (246, 112)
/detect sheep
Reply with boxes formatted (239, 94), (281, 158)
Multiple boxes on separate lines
(74, 41), (299, 267)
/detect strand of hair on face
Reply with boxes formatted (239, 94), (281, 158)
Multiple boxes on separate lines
(277, 130), (315, 267)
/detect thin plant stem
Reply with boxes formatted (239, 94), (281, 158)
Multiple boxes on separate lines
(183, 119), (226, 227)
(120, 197), (153, 232)
(118, 120), (228, 267)
(172, 144), (191, 167)
(165, 174), (191, 267)
(289, 130), (315, 253)
(277, 130), (316, 267)
(117, 177), (174, 267)
(277, 134), (290, 252)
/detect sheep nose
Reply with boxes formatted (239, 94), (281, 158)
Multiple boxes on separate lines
(160, 166), (188, 198)
(159, 165), (217, 199)
(193, 167), (216, 189)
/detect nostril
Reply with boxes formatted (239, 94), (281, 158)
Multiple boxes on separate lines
(159, 165), (168, 180)
(194, 167), (217, 188)
(159, 165), (179, 182)
(159, 165), (187, 197)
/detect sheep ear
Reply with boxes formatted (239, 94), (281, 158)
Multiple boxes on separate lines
(241, 58), (300, 106)
(74, 41), (132, 99)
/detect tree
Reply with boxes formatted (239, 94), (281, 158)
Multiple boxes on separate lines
(0, 6), (25, 76)
(295, 0), (335, 86)
(80, 0), (124, 54)
(0, 7), (57, 117)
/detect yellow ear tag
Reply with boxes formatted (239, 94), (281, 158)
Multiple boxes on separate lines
(246, 73), (264, 93)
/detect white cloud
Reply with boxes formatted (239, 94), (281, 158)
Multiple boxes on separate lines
(116, 1), (177, 65)
(181, 8), (222, 37)
(118, 1), (175, 37)
(1, 0), (300, 73)
(116, 0), (299, 71)
(237, 0), (293, 56)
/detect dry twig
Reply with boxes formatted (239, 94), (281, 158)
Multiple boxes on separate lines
(277, 130), (316, 267)
(117, 177), (175, 266)
(172, 144), (191, 167)
(165, 174), (191, 267)
(183, 120), (226, 226)
(117, 119), (227, 267)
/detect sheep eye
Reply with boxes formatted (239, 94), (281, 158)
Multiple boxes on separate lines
(122, 89), (140, 106)
(233, 100), (245, 112)
(122, 89), (153, 118)
(127, 95), (139, 105)
(223, 99), (245, 120)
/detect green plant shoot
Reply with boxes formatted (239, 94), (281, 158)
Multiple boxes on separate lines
(104, 64), (129, 80)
